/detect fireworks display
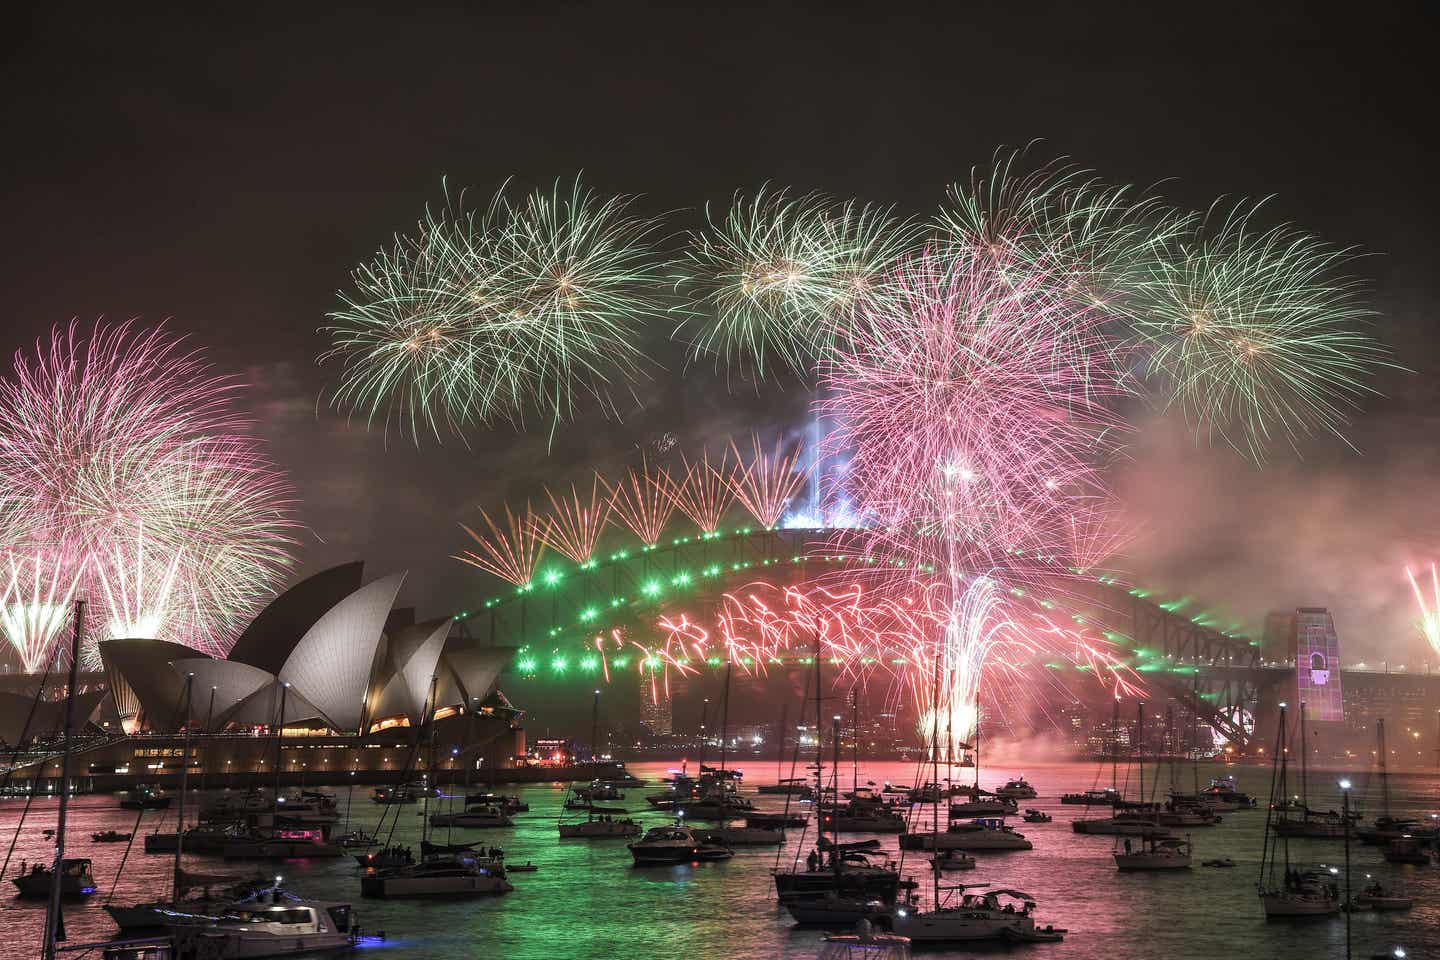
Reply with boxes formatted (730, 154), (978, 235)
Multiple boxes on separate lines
(680, 190), (919, 379)
(457, 504), (544, 587)
(1130, 201), (1388, 461)
(0, 321), (296, 666)
(727, 436), (808, 530)
(324, 177), (671, 441)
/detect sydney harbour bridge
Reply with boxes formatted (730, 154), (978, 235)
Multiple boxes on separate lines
(451, 525), (1294, 752)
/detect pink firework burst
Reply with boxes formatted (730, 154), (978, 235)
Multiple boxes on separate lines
(728, 436), (809, 529)
(603, 457), (675, 547)
(666, 450), (735, 534)
(536, 475), (611, 565)
(820, 247), (1127, 583)
(0, 320), (296, 665)
(457, 504), (544, 587)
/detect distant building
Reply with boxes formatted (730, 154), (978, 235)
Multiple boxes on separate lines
(638, 681), (672, 736)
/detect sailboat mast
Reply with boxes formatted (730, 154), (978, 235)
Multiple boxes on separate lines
(1136, 701), (1145, 811)
(1377, 718), (1390, 820)
(930, 640), (941, 911)
(41, 599), (84, 960)
(173, 673), (194, 907)
(719, 662), (732, 775)
(420, 675), (438, 847)
(973, 686), (981, 792)
(591, 689), (600, 764)
(1110, 697), (1119, 794)
(813, 624), (823, 818)
(851, 688), (859, 798)
(1298, 701), (1309, 812)
(272, 682), (289, 824)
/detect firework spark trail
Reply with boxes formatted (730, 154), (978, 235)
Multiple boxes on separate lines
(536, 476), (611, 564)
(666, 451), (735, 534)
(1405, 564), (1440, 658)
(681, 189), (920, 379)
(603, 457), (676, 547)
(727, 436), (809, 529)
(457, 504), (544, 587)
(648, 575), (1141, 742)
(325, 176), (670, 442)
(0, 321), (296, 665)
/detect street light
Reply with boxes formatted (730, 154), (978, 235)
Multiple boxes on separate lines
(1338, 777), (1352, 960)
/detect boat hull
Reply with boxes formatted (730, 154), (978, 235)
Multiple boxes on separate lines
(359, 874), (512, 898)
(1114, 853), (1191, 870)
(1260, 893), (1338, 916)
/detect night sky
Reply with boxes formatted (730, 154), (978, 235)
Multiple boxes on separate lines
(3, 4), (1436, 660)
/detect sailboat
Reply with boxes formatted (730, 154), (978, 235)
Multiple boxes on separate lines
(1257, 705), (1340, 917)
(1356, 719), (1435, 847)
(1273, 702), (1354, 839)
(1113, 702), (1193, 871)
(1072, 698), (1171, 837)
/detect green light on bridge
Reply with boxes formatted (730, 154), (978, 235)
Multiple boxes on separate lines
(517, 657), (537, 674)
(580, 655), (599, 672)
(579, 606), (598, 622)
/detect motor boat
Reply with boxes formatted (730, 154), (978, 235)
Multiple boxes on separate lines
(1021, 809), (1051, 823)
(1114, 835), (1192, 870)
(429, 803), (514, 829)
(820, 838), (882, 852)
(947, 797), (1017, 818)
(930, 850), (976, 871)
(570, 781), (624, 802)
(696, 824), (785, 846)
(1202, 857), (1236, 868)
(994, 778), (1037, 800)
(359, 853), (512, 897)
(1260, 869), (1341, 917)
(1203, 775), (1257, 809)
(900, 819), (1032, 852)
(1353, 878), (1413, 910)
(887, 887), (1064, 943)
(818, 919), (912, 960)
(271, 790), (341, 824)
(119, 785), (171, 810)
(1060, 787), (1119, 806)
(92, 830), (133, 843)
(1382, 837), (1432, 865)
(200, 790), (271, 821)
(558, 815), (642, 838)
(11, 858), (97, 898)
(775, 850), (904, 902)
(1357, 817), (1434, 845)
(168, 891), (358, 957)
(628, 825), (732, 865)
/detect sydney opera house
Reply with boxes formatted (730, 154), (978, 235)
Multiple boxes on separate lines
(0, 563), (529, 789)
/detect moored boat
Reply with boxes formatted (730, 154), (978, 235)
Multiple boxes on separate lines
(359, 853), (512, 898)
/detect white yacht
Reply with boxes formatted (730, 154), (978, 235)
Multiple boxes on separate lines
(429, 803), (514, 829)
(993, 778), (1037, 800)
(627, 825), (733, 865)
(168, 893), (357, 957)
(888, 887), (1064, 943)
(360, 853), (512, 898)
(1114, 835), (1192, 870)
(900, 819), (1032, 852)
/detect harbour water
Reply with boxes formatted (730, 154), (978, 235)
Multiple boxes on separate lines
(0, 760), (1435, 959)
